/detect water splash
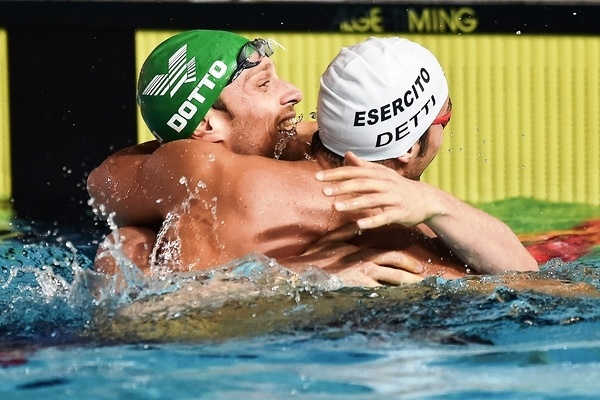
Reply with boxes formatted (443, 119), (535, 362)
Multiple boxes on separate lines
(149, 177), (216, 277)
(0, 232), (97, 346)
(91, 253), (346, 342)
(274, 114), (303, 159)
(3, 226), (600, 346)
(4, 200), (600, 346)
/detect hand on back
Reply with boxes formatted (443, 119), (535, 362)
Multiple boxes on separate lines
(315, 152), (444, 231)
(281, 223), (424, 287)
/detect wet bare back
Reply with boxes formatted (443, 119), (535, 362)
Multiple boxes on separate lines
(143, 139), (343, 271)
(139, 139), (468, 278)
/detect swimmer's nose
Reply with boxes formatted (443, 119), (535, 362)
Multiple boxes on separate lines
(281, 80), (303, 106)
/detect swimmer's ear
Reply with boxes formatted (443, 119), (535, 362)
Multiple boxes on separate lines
(190, 109), (227, 143)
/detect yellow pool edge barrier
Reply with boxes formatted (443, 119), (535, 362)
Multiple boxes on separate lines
(135, 31), (599, 207)
(0, 28), (12, 217)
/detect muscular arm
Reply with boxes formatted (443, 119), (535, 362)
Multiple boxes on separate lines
(90, 140), (242, 273)
(415, 185), (538, 273)
(87, 140), (161, 226)
(315, 152), (539, 275)
(87, 138), (222, 228)
(87, 121), (317, 223)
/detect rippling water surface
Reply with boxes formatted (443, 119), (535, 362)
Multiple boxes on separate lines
(1, 209), (600, 399)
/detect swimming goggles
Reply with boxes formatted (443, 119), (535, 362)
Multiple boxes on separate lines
(431, 109), (452, 128)
(229, 38), (275, 84)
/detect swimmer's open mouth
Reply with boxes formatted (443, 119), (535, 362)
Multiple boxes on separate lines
(278, 114), (303, 135)
(274, 114), (304, 159)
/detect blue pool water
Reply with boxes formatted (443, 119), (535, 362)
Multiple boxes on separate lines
(1, 218), (600, 399)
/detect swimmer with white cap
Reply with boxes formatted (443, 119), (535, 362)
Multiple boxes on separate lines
(318, 36), (450, 162)
(312, 37), (538, 274)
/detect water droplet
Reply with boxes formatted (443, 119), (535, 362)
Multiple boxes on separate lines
(274, 114), (303, 159)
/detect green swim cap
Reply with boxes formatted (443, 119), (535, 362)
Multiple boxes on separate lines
(137, 30), (250, 143)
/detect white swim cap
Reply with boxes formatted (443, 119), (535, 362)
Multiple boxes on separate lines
(318, 37), (449, 161)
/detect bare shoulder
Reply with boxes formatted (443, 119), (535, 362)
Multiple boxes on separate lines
(118, 140), (160, 156)
(152, 140), (314, 179)
(148, 140), (238, 178)
(140, 141), (247, 210)
(154, 139), (231, 161)
(233, 156), (325, 206)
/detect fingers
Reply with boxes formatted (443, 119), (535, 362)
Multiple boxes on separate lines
(356, 215), (390, 230)
(323, 180), (396, 199)
(356, 211), (417, 230)
(333, 192), (397, 211)
(368, 265), (424, 285)
(342, 151), (368, 167)
(316, 169), (376, 186)
(343, 247), (424, 274)
(316, 166), (408, 199)
(336, 263), (423, 287)
(313, 222), (361, 245)
(315, 162), (391, 184)
(369, 250), (424, 274)
(335, 268), (381, 287)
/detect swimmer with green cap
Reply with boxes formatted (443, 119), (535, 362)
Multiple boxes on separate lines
(135, 29), (313, 154)
(89, 34), (537, 286)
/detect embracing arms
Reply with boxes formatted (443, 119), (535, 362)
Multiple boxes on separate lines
(87, 137), (435, 285)
(315, 152), (539, 275)
(86, 121), (318, 225)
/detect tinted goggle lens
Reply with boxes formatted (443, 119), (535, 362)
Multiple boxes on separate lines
(229, 39), (274, 84)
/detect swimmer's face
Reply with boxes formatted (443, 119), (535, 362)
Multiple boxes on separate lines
(402, 97), (452, 180)
(217, 57), (303, 157)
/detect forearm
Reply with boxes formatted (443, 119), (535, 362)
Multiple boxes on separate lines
(424, 188), (538, 274)
(314, 152), (538, 275)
